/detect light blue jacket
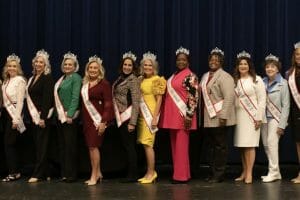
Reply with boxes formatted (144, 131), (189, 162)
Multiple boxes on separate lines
(263, 74), (290, 129)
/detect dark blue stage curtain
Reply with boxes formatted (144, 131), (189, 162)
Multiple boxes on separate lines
(1, 0), (300, 164)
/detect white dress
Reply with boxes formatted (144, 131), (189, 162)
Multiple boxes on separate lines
(234, 75), (266, 147)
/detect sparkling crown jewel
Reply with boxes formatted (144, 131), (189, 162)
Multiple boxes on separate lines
(143, 51), (157, 61)
(64, 51), (77, 61)
(89, 55), (103, 65)
(237, 50), (251, 59)
(176, 46), (190, 56)
(122, 51), (137, 61)
(265, 54), (279, 62)
(36, 49), (49, 60)
(7, 53), (20, 63)
(211, 47), (224, 56)
(294, 41), (300, 49)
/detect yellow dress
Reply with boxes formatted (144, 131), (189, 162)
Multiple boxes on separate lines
(137, 75), (166, 147)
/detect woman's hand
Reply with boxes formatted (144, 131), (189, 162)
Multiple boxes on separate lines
(254, 120), (262, 130)
(151, 116), (158, 129)
(128, 124), (135, 133)
(184, 117), (192, 130)
(97, 122), (107, 136)
(39, 119), (46, 128)
(66, 117), (73, 124)
(12, 123), (18, 130)
(277, 128), (284, 136)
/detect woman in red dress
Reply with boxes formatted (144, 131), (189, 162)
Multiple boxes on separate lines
(81, 55), (114, 186)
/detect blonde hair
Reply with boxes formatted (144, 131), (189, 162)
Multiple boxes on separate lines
(139, 58), (158, 76)
(82, 60), (105, 84)
(32, 54), (51, 75)
(2, 60), (24, 82)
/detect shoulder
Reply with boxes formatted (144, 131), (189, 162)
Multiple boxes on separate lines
(15, 75), (26, 84)
(72, 72), (82, 80)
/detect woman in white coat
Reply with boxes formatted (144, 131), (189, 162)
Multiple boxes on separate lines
(233, 51), (266, 184)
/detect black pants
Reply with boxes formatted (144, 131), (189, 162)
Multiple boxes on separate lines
(205, 126), (229, 179)
(3, 110), (20, 174)
(31, 123), (50, 179)
(119, 122), (138, 178)
(57, 120), (78, 179)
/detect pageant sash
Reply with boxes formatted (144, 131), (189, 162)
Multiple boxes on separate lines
(288, 69), (300, 109)
(140, 96), (158, 134)
(26, 77), (54, 125)
(2, 80), (26, 133)
(112, 78), (132, 127)
(201, 72), (223, 118)
(54, 76), (67, 123)
(167, 75), (187, 117)
(266, 96), (281, 123)
(81, 83), (102, 128)
(235, 79), (257, 122)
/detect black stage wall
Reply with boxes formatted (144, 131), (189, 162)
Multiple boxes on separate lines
(0, 0), (300, 173)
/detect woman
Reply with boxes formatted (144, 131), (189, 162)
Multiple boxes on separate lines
(81, 55), (113, 186)
(233, 50), (266, 184)
(137, 52), (166, 184)
(54, 52), (82, 182)
(261, 54), (290, 182)
(1, 54), (26, 182)
(288, 42), (300, 183)
(27, 49), (54, 183)
(112, 51), (140, 182)
(160, 47), (198, 184)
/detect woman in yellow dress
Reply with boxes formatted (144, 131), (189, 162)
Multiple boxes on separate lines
(137, 52), (166, 184)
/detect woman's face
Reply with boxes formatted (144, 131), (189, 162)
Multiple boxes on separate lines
(209, 55), (221, 71)
(34, 56), (46, 75)
(7, 60), (18, 78)
(295, 48), (300, 65)
(88, 61), (100, 80)
(143, 59), (154, 77)
(122, 58), (133, 75)
(176, 53), (188, 70)
(238, 59), (250, 75)
(63, 59), (76, 75)
(265, 63), (279, 79)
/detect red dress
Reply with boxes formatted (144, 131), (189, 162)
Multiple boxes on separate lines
(81, 79), (114, 147)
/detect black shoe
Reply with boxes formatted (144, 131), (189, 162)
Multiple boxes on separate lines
(171, 179), (188, 184)
(208, 178), (223, 183)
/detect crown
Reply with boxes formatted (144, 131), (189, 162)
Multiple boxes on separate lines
(7, 53), (20, 63)
(36, 49), (49, 60)
(122, 51), (137, 61)
(237, 50), (251, 59)
(176, 47), (189, 56)
(294, 41), (300, 49)
(143, 51), (157, 61)
(89, 55), (103, 65)
(265, 54), (279, 62)
(211, 47), (224, 56)
(63, 51), (77, 61)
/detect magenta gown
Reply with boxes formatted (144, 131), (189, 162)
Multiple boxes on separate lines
(81, 79), (114, 147)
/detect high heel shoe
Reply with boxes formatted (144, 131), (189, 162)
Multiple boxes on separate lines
(28, 177), (39, 183)
(234, 176), (245, 182)
(244, 177), (252, 184)
(137, 177), (146, 182)
(86, 177), (102, 186)
(140, 171), (157, 184)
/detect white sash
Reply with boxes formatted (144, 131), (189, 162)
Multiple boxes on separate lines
(81, 83), (102, 128)
(266, 96), (281, 123)
(235, 80), (257, 122)
(167, 75), (187, 117)
(54, 76), (67, 123)
(26, 77), (54, 125)
(2, 81), (26, 133)
(201, 72), (223, 118)
(112, 78), (132, 127)
(140, 97), (158, 134)
(288, 69), (300, 109)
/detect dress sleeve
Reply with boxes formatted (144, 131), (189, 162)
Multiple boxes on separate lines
(152, 76), (166, 95)
(185, 73), (199, 119)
